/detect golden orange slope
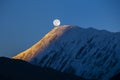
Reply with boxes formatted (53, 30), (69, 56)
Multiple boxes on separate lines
(13, 25), (71, 61)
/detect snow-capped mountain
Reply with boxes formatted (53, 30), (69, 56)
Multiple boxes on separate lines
(13, 25), (120, 80)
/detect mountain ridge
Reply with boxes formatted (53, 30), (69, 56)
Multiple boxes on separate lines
(13, 25), (75, 61)
(13, 25), (120, 80)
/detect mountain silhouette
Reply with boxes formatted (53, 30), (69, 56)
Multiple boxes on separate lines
(0, 57), (82, 80)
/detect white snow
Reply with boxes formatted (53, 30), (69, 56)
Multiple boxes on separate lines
(13, 25), (120, 80)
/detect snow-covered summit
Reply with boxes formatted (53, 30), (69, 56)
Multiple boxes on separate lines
(13, 25), (79, 60)
(13, 25), (120, 80)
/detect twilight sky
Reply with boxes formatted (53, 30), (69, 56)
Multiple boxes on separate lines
(0, 0), (120, 57)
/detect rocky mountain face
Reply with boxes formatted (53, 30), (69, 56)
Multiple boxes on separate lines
(13, 25), (120, 80)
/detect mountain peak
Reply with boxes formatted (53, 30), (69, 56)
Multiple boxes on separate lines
(13, 25), (80, 61)
(13, 25), (120, 79)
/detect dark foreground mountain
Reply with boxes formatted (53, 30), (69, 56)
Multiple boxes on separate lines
(13, 25), (120, 80)
(110, 72), (120, 80)
(0, 57), (83, 80)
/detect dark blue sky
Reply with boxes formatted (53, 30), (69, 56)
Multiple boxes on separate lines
(0, 0), (120, 57)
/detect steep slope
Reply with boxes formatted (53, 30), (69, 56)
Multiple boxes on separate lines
(13, 26), (70, 61)
(13, 25), (120, 80)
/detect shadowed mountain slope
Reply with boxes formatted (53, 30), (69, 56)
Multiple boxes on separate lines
(13, 25), (120, 80)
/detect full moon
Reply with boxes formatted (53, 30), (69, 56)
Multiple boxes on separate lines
(53, 19), (61, 26)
